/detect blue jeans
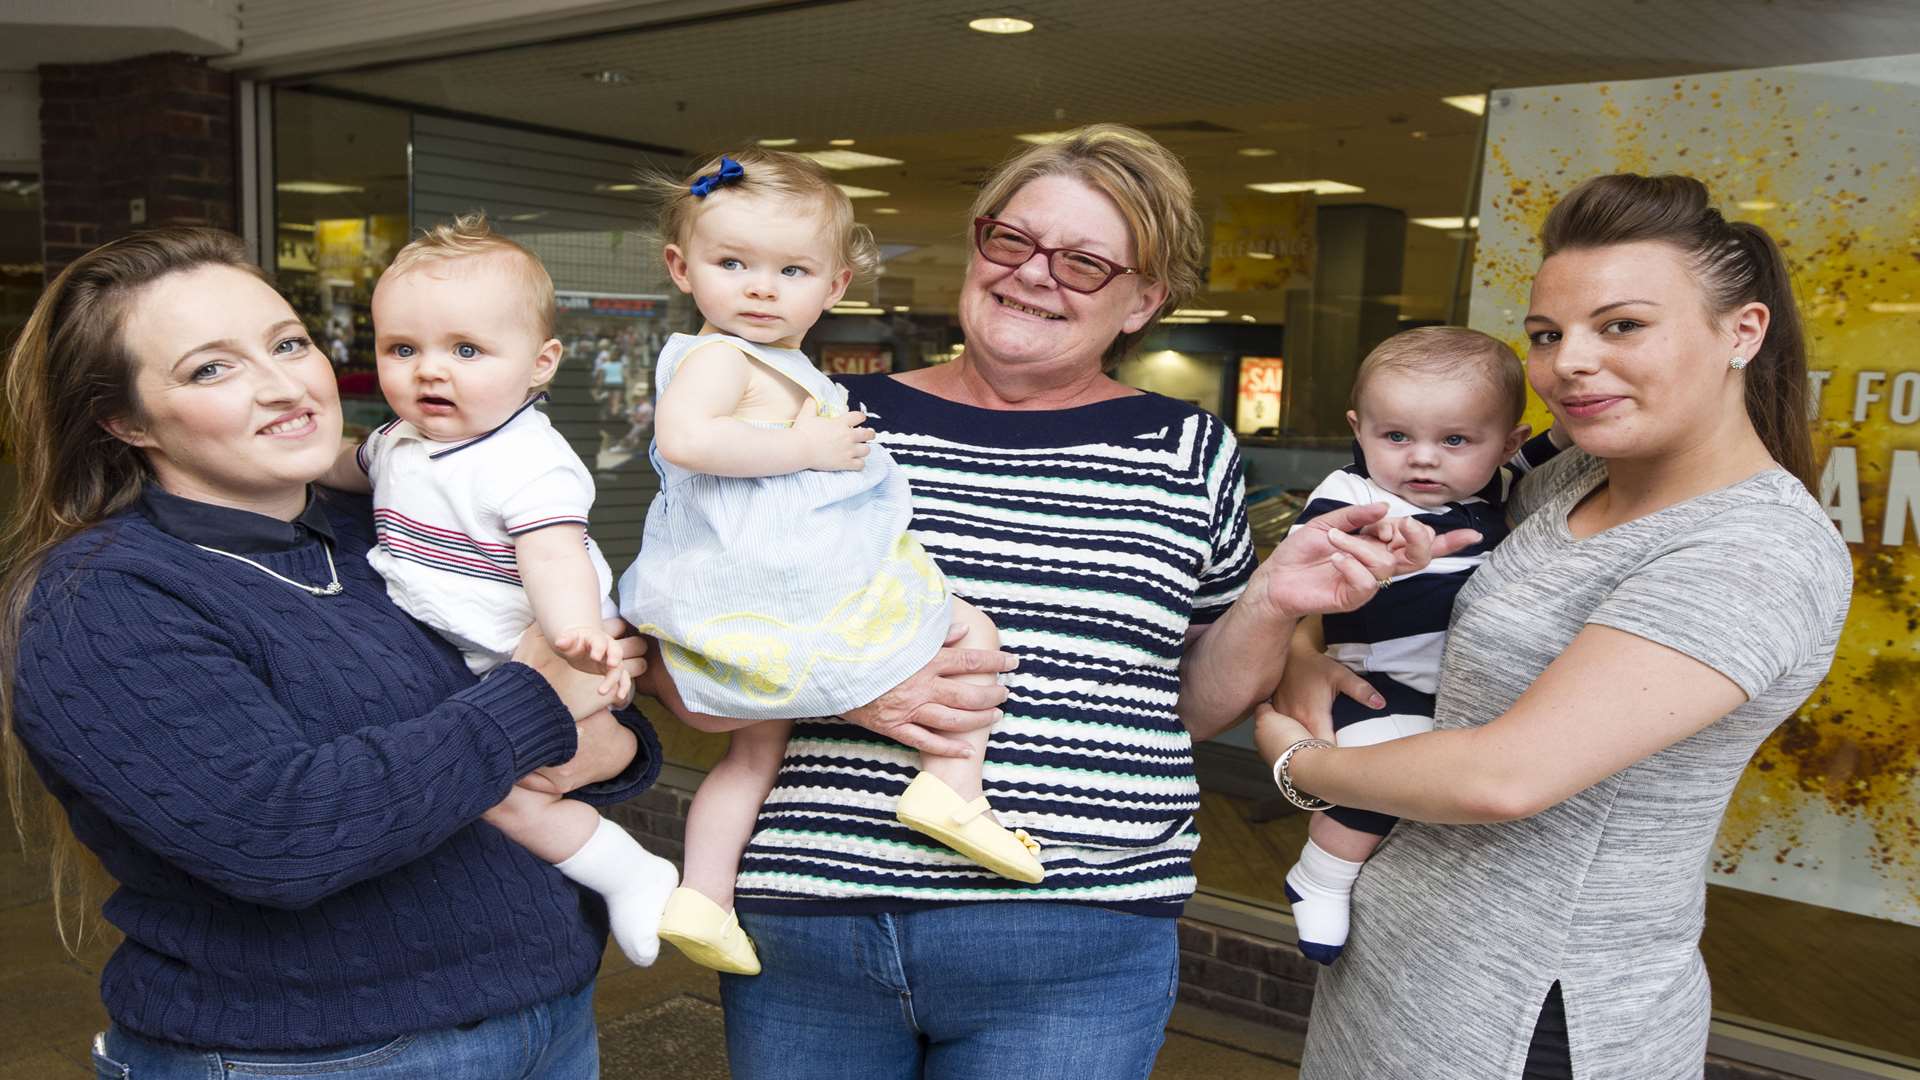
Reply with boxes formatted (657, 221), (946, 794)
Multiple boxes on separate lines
(90, 978), (598, 1079)
(721, 903), (1179, 1080)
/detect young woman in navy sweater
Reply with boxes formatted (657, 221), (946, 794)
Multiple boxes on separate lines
(1, 228), (658, 1078)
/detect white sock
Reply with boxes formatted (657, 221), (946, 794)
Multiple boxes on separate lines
(1285, 837), (1366, 965)
(553, 817), (679, 967)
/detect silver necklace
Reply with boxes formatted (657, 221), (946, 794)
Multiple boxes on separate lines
(191, 540), (344, 597)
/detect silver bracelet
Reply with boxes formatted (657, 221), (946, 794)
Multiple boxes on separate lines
(1272, 738), (1335, 811)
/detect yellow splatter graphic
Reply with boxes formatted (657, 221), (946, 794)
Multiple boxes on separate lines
(1470, 59), (1920, 923)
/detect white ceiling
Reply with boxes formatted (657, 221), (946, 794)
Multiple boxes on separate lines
(290, 0), (1920, 322)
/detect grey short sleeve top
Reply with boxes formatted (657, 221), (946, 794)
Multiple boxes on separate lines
(1300, 450), (1852, 1080)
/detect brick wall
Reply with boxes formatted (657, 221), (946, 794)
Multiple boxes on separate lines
(38, 53), (238, 277)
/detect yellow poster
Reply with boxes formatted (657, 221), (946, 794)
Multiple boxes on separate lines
(1470, 54), (1920, 924)
(1209, 194), (1314, 292)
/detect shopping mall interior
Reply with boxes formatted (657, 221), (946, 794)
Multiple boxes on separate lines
(4, 1), (1918, 1076)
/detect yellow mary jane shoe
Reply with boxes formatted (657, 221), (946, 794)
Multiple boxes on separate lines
(896, 772), (1045, 884)
(657, 887), (761, 975)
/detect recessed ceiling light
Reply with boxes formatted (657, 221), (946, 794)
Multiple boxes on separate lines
(892, 305), (911, 312)
(872, 207), (901, 215)
(1236, 148), (1278, 157)
(1015, 132), (1071, 145)
(585, 69), (630, 85)
(1160, 316), (1208, 324)
(1240, 315), (1257, 323)
(596, 182), (641, 193)
(1442, 94), (1487, 116)
(1411, 216), (1479, 229)
(836, 185), (890, 199)
(757, 137), (798, 147)
(968, 16), (1035, 34)
(1246, 251), (1276, 260)
(833, 299), (874, 307)
(1737, 199), (1778, 211)
(1173, 308), (1228, 317)
(275, 181), (364, 195)
(831, 307), (887, 315)
(1246, 179), (1364, 195)
(799, 150), (905, 171)
(830, 138), (857, 146)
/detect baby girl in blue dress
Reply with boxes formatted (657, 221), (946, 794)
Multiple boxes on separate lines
(620, 151), (1040, 975)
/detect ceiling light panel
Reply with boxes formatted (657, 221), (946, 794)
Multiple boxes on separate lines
(836, 185), (890, 199)
(1442, 94), (1487, 115)
(968, 16), (1034, 34)
(1245, 180), (1364, 195)
(799, 150), (905, 170)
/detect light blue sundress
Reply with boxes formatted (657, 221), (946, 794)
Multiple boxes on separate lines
(617, 332), (953, 720)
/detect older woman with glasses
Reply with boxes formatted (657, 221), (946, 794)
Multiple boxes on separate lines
(715, 123), (1473, 1080)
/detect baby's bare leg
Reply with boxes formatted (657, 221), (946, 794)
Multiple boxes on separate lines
(681, 719), (792, 912)
(485, 781), (678, 967)
(918, 599), (998, 801)
(484, 783), (599, 863)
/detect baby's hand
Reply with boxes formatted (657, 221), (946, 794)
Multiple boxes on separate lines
(793, 398), (875, 471)
(554, 625), (634, 705)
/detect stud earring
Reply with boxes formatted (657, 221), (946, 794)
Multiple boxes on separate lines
(1729, 354), (1748, 370)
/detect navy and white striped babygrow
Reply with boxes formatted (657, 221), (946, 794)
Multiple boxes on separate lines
(1295, 432), (1560, 834)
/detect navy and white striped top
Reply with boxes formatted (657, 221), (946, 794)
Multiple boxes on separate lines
(733, 376), (1254, 916)
(1299, 433), (1560, 697)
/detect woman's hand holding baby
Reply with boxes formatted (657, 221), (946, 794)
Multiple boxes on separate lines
(795, 399), (875, 471)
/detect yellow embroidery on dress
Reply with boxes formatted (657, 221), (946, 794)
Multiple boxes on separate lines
(646, 543), (948, 707)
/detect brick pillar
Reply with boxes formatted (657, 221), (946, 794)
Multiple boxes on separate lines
(39, 53), (237, 277)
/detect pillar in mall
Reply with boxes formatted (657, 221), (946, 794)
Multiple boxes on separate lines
(38, 53), (238, 276)
(1282, 205), (1406, 436)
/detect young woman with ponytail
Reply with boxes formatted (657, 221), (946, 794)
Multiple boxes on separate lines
(2, 228), (659, 1077)
(1258, 175), (1853, 1079)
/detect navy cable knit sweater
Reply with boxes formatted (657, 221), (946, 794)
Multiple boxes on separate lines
(12, 487), (660, 1050)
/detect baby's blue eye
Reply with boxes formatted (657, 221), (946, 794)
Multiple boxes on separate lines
(720, 258), (744, 271)
(1443, 434), (1467, 447)
(1385, 432), (1409, 443)
(455, 343), (479, 359)
(782, 265), (807, 278)
(394, 344), (416, 359)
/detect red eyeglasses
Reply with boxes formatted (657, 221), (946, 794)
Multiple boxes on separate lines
(971, 217), (1141, 294)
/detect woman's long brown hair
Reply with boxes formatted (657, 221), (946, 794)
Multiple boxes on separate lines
(2, 227), (266, 950)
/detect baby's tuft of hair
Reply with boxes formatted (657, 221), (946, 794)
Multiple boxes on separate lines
(641, 149), (879, 280)
(384, 211), (557, 337)
(1350, 326), (1527, 425)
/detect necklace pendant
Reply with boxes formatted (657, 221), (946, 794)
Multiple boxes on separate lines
(317, 582), (345, 596)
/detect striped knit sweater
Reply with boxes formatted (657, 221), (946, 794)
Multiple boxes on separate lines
(733, 376), (1254, 915)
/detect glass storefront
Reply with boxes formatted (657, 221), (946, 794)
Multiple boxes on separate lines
(264, 4), (1919, 1063)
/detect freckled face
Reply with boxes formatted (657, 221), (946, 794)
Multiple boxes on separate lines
(115, 264), (340, 509)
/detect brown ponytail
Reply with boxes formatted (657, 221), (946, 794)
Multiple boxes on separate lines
(1539, 174), (1814, 489)
(1, 226), (265, 950)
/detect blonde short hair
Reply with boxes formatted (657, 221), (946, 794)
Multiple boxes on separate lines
(384, 212), (557, 337)
(970, 123), (1205, 366)
(646, 149), (879, 279)
(1350, 326), (1527, 424)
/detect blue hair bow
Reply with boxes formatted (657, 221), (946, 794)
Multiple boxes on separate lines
(690, 157), (745, 198)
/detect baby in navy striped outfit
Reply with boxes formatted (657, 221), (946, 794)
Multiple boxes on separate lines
(323, 213), (679, 969)
(1282, 326), (1566, 964)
